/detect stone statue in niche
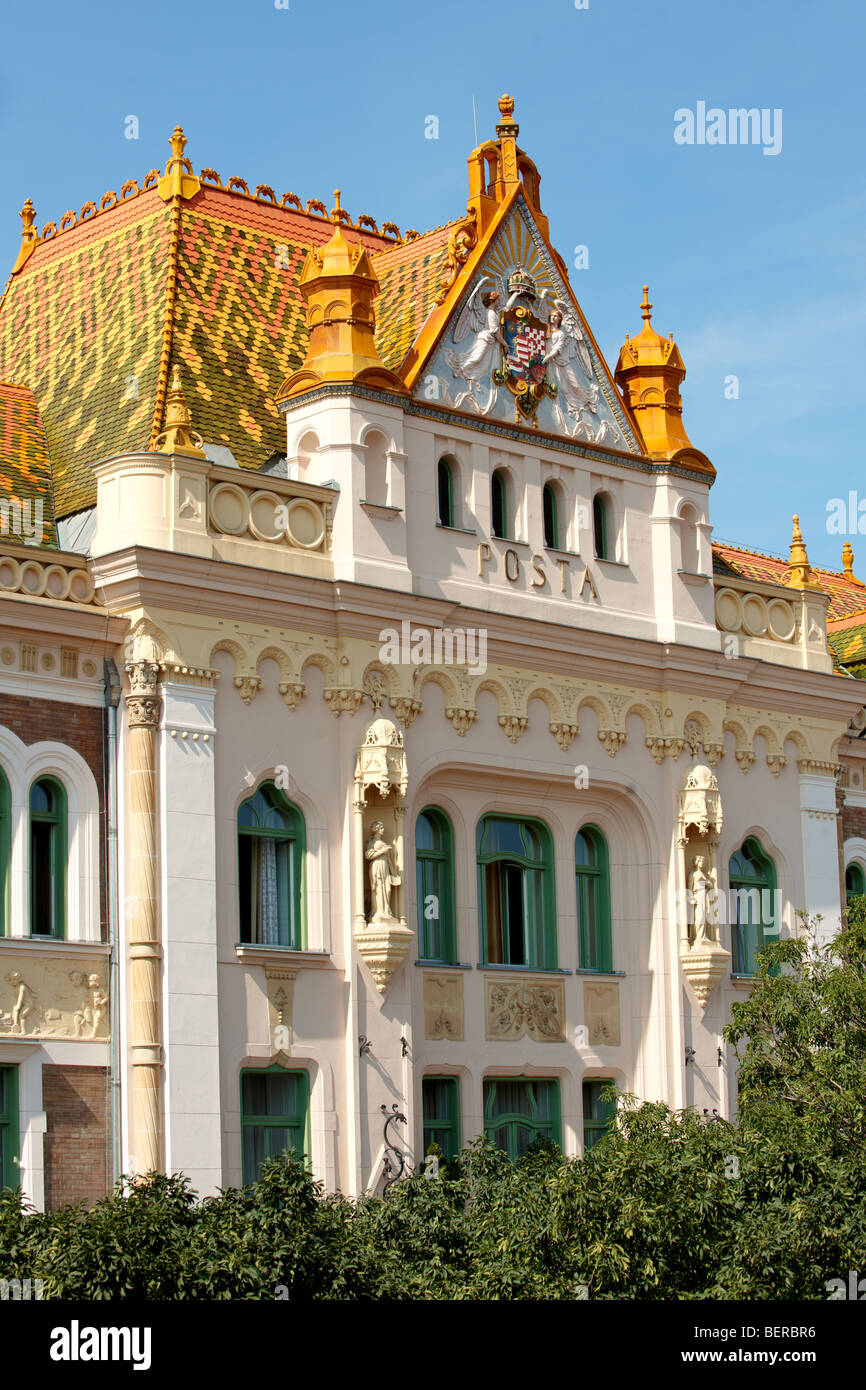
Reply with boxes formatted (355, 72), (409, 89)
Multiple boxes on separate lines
(365, 821), (401, 922)
(689, 854), (718, 945)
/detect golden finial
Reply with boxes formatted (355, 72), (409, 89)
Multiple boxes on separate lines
(11, 199), (39, 274)
(786, 514), (821, 590)
(153, 364), (206, 457)
(641, 285), (652, 322)
(169, 125), (187, 164)
(20, 199), (36, 242)
(842, 541), (866, 586)
(157, 125), (201, 203)
(496, 92), (519, 138)
(330, 189), (343, 220)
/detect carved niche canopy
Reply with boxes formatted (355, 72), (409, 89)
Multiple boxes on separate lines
(677, 763), (723, 847)
(354, 716), (408, 801)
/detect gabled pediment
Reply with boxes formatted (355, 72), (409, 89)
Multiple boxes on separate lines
(406, 193), (641, 454)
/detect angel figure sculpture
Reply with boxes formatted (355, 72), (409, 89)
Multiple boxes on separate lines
(543, 303), (600, 435)
(444, 277), (513, 414)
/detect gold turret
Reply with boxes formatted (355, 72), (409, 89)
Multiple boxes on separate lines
(11, 200), (39, 275)
(614, 286), (713, 474)
(786, 515), (822, 591)
(466, 95), (547, 239)
(842, 541), (866, 586)
(276, 222), (406, 401)
(157, 126), (201, 203)
(153, 364), (206, 457)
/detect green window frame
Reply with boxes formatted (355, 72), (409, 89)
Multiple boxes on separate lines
(422, 1076), (460, 1166)
(30, 776), (67, 939)
(0, 769), (10, 938)
(582, 1079), (616, 1153)
(729, 837), (779, 975)
(240, 1066), (310, 1184)
(416, 807), (457, 964)
(491, 469), (508, 539)
(0, 1065), (20, 1190)
(477, 815), (556, 969)
(437, 458), (455, 528)
(237, 782), (305, 948)
(846, 862), (866, 905)
(592, 493), (609, 560)
(575, 825), (612, 972)
(542, 483), (559, 549)
(483, 1078), (561, 1159)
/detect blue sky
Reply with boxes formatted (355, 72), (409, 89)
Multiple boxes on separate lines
(2, 0), (863, 569)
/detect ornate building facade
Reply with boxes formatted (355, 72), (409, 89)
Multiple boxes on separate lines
(1, 99), (865, 1205)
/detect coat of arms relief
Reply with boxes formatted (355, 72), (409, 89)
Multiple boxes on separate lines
(430, 212), (626, 447)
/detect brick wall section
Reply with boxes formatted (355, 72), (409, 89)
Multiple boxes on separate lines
(843, 804), (866, 843)
(0, 692), (107, 939)
(42, 1065), (111, 1210)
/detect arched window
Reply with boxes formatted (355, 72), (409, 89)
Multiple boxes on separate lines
(575, 825), (612, 972)
(30, 777), (66, 938)
(240, 1066), (309, 1183)
(483, 1078), (561, 1159)
(237, 783), (305, 948)
(491, 469), (508, 539)
(542, 483), (559, 549)
(592, 494), (609, 560)
(477, 815), (555, 968)
(416, 808), (456, 963)
(437, 458), (455, 528)
(729, 837), (778, 975)
(0, 769), (10, 938)
(363, 430), (388, 506)
(846, 862), (866, 906)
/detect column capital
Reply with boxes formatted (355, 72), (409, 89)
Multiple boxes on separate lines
(125, 660), (162, 728)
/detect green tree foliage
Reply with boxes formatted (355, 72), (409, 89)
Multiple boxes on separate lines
(2, 907), (865, 1300)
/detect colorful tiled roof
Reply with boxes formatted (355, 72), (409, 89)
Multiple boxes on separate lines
(0, 381), (56, 543)
(713, 539), (866, 624)
(374, 224), (454, 370)
(0, 161), (437, 521)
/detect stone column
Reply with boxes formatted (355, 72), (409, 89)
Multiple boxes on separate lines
(125, 660), (163, 1174)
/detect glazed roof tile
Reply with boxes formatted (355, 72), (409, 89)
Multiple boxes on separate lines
(0, 381), (56, 543)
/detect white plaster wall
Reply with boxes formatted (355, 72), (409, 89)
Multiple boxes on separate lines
(159, 683), (222, 1194)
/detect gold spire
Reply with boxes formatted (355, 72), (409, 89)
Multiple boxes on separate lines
(157, 125), (201, 203)
(614, 286), (712, 472)
(842, 541), (866, 587)
(786, 514), (822, 590)
(11, 199), (38, 275)
(275, 224), (407, 401)
(465, 93), (547, 239)
(153, 365), (206, 457)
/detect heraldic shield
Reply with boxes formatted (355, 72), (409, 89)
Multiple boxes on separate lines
(493, 298), (557, 420)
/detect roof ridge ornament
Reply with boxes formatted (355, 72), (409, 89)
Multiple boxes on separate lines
(153, 364), (206, 458)
(157, 125), (201, 203)
(11, 199), (39, 275)
(786, 514), (823, 591)
(842, 542), (866, 587)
